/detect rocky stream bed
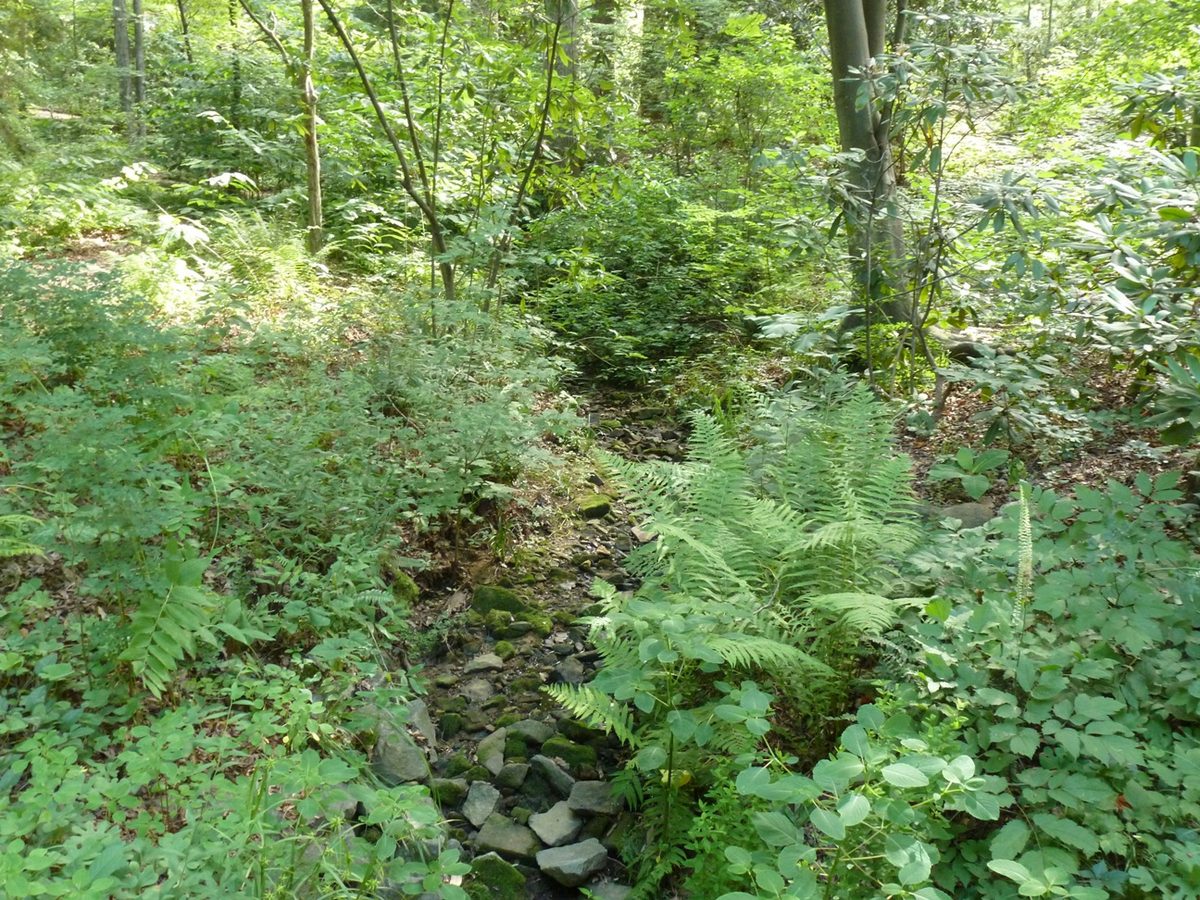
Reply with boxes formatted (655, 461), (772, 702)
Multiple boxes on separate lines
(367, 396), (688, 899)
(366, 392), (1004, 899)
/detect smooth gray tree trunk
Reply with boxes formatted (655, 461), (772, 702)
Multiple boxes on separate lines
(301, 0), (323, 253)
(824, 0), (909, 327)
(113, 0), (132, 135)
(132, 0), (145, 136)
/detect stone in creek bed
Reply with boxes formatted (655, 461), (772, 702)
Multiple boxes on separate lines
(535, 838), (609, 887)
(475, 814), (540, 860)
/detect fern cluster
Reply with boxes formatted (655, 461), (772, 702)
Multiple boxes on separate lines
(548, 383), (921, 893)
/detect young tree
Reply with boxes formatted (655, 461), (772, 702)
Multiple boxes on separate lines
(823, 0), (909, 325)
(113, 0), (133, 132)
(238, 0), (323, 253)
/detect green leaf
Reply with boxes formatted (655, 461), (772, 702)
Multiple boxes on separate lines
(963, 474), (990, 500)
(885, 834), (933, 885)
(941, 755), (976, 785)
(838, 793), (870, 827)
(1073, 694), (1123, 722)
(960, 791), (1002, 820)
(38, 662), (73, 681)
(1010, 728), (1041, 758)
(988, 859), (1033, 884)
(1032, 813), (1100, 856)
(882, 763), (930, 788)
(809, 807), (846, 840)
(813, 755), (863, 792)
(754, 810), (801, 847)
(990, 820), (1031, 860)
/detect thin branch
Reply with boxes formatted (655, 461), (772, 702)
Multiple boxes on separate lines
(237, 0), (289, 66)
(384, 0), (432, 206)
(317, 0), (455, 301)
(484, 10), (563, 297)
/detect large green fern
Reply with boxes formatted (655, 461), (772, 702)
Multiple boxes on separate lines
(549, 384), (922, 895)
(121, 548), (218, 698)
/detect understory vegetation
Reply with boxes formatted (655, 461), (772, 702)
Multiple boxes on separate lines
(2, 0), (1200, 897)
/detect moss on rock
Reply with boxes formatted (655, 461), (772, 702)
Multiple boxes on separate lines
(472, 585), (528, 614)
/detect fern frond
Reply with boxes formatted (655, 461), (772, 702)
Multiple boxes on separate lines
(0, 514), (44, 558)
(808, 592), (908, 635)
(707, 633), (832, 673)
(121, 553), (217, 697)
(543, 683), (636, 746)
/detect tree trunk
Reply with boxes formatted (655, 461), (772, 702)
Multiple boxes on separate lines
(824, 0), (908, 327)
(132, 0), (145, 136)
(176, 0), (195, 63)
(301, 0), (323, 253)
(113, 0), (132, 134)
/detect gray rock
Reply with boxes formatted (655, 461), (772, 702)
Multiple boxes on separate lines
(935, 501), (996, 529)
(475, 814), (540, 860)
(406, 699), (438, 757)
(465, 653), (505, 674)
(477, 728), (508, 776)
(373, 724), (429, 785)
(463, 781), (500, 828)
(462, 678), (495, 705)
(316, 784), (359, 823)
(529, 801), (584, 847)
(553, 656), (587, 685)
(508, 719), (555, 745)
(530, 754), (575, 798)
(495, 763), (530, 790)
(568, 781), (621, 816)
(536, 838), (609, 887)
(429, 777), (468, 808)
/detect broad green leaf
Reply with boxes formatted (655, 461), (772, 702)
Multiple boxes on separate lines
(942, 755), (976, 785)
(38, 662), (73, 681)
(882, 763), (930, 788)
(988, 859), (1033, 883)
(990, 819), (1031, 860)
(838, 793), (870, 827)
(754, 810), (801, 847)
(1032, 813), (1100, 856)
(809, 807), (846, 840)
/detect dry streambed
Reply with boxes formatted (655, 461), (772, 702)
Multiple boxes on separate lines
(369, 398), (684, 899)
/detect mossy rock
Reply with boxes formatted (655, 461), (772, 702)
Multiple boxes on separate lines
(558, 718), (606, 745)
(510, 676), (543, 692)
(511, 805), (533, 825)
(443, 752), (473, 777)
(493, 640), (517, 661)
(429, 777), (468, 807)
(523, 612), (553, 638)
(472, 585), (529, 614)
(379, 552), (421, 604)
(494, 712), (522, 728)
(465, 852), (526, 900)
(551, 611), (576, 627)
(505, 734), (529, 758)
(541, 735), (598, 771)
(576, 493), (613, 519)
(464, 765), (493, 783)
(440, 713), (465, 739)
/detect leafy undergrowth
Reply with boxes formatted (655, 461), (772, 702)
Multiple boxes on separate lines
(0, 251), (576, 896)
(561, 384), (1200, 899)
